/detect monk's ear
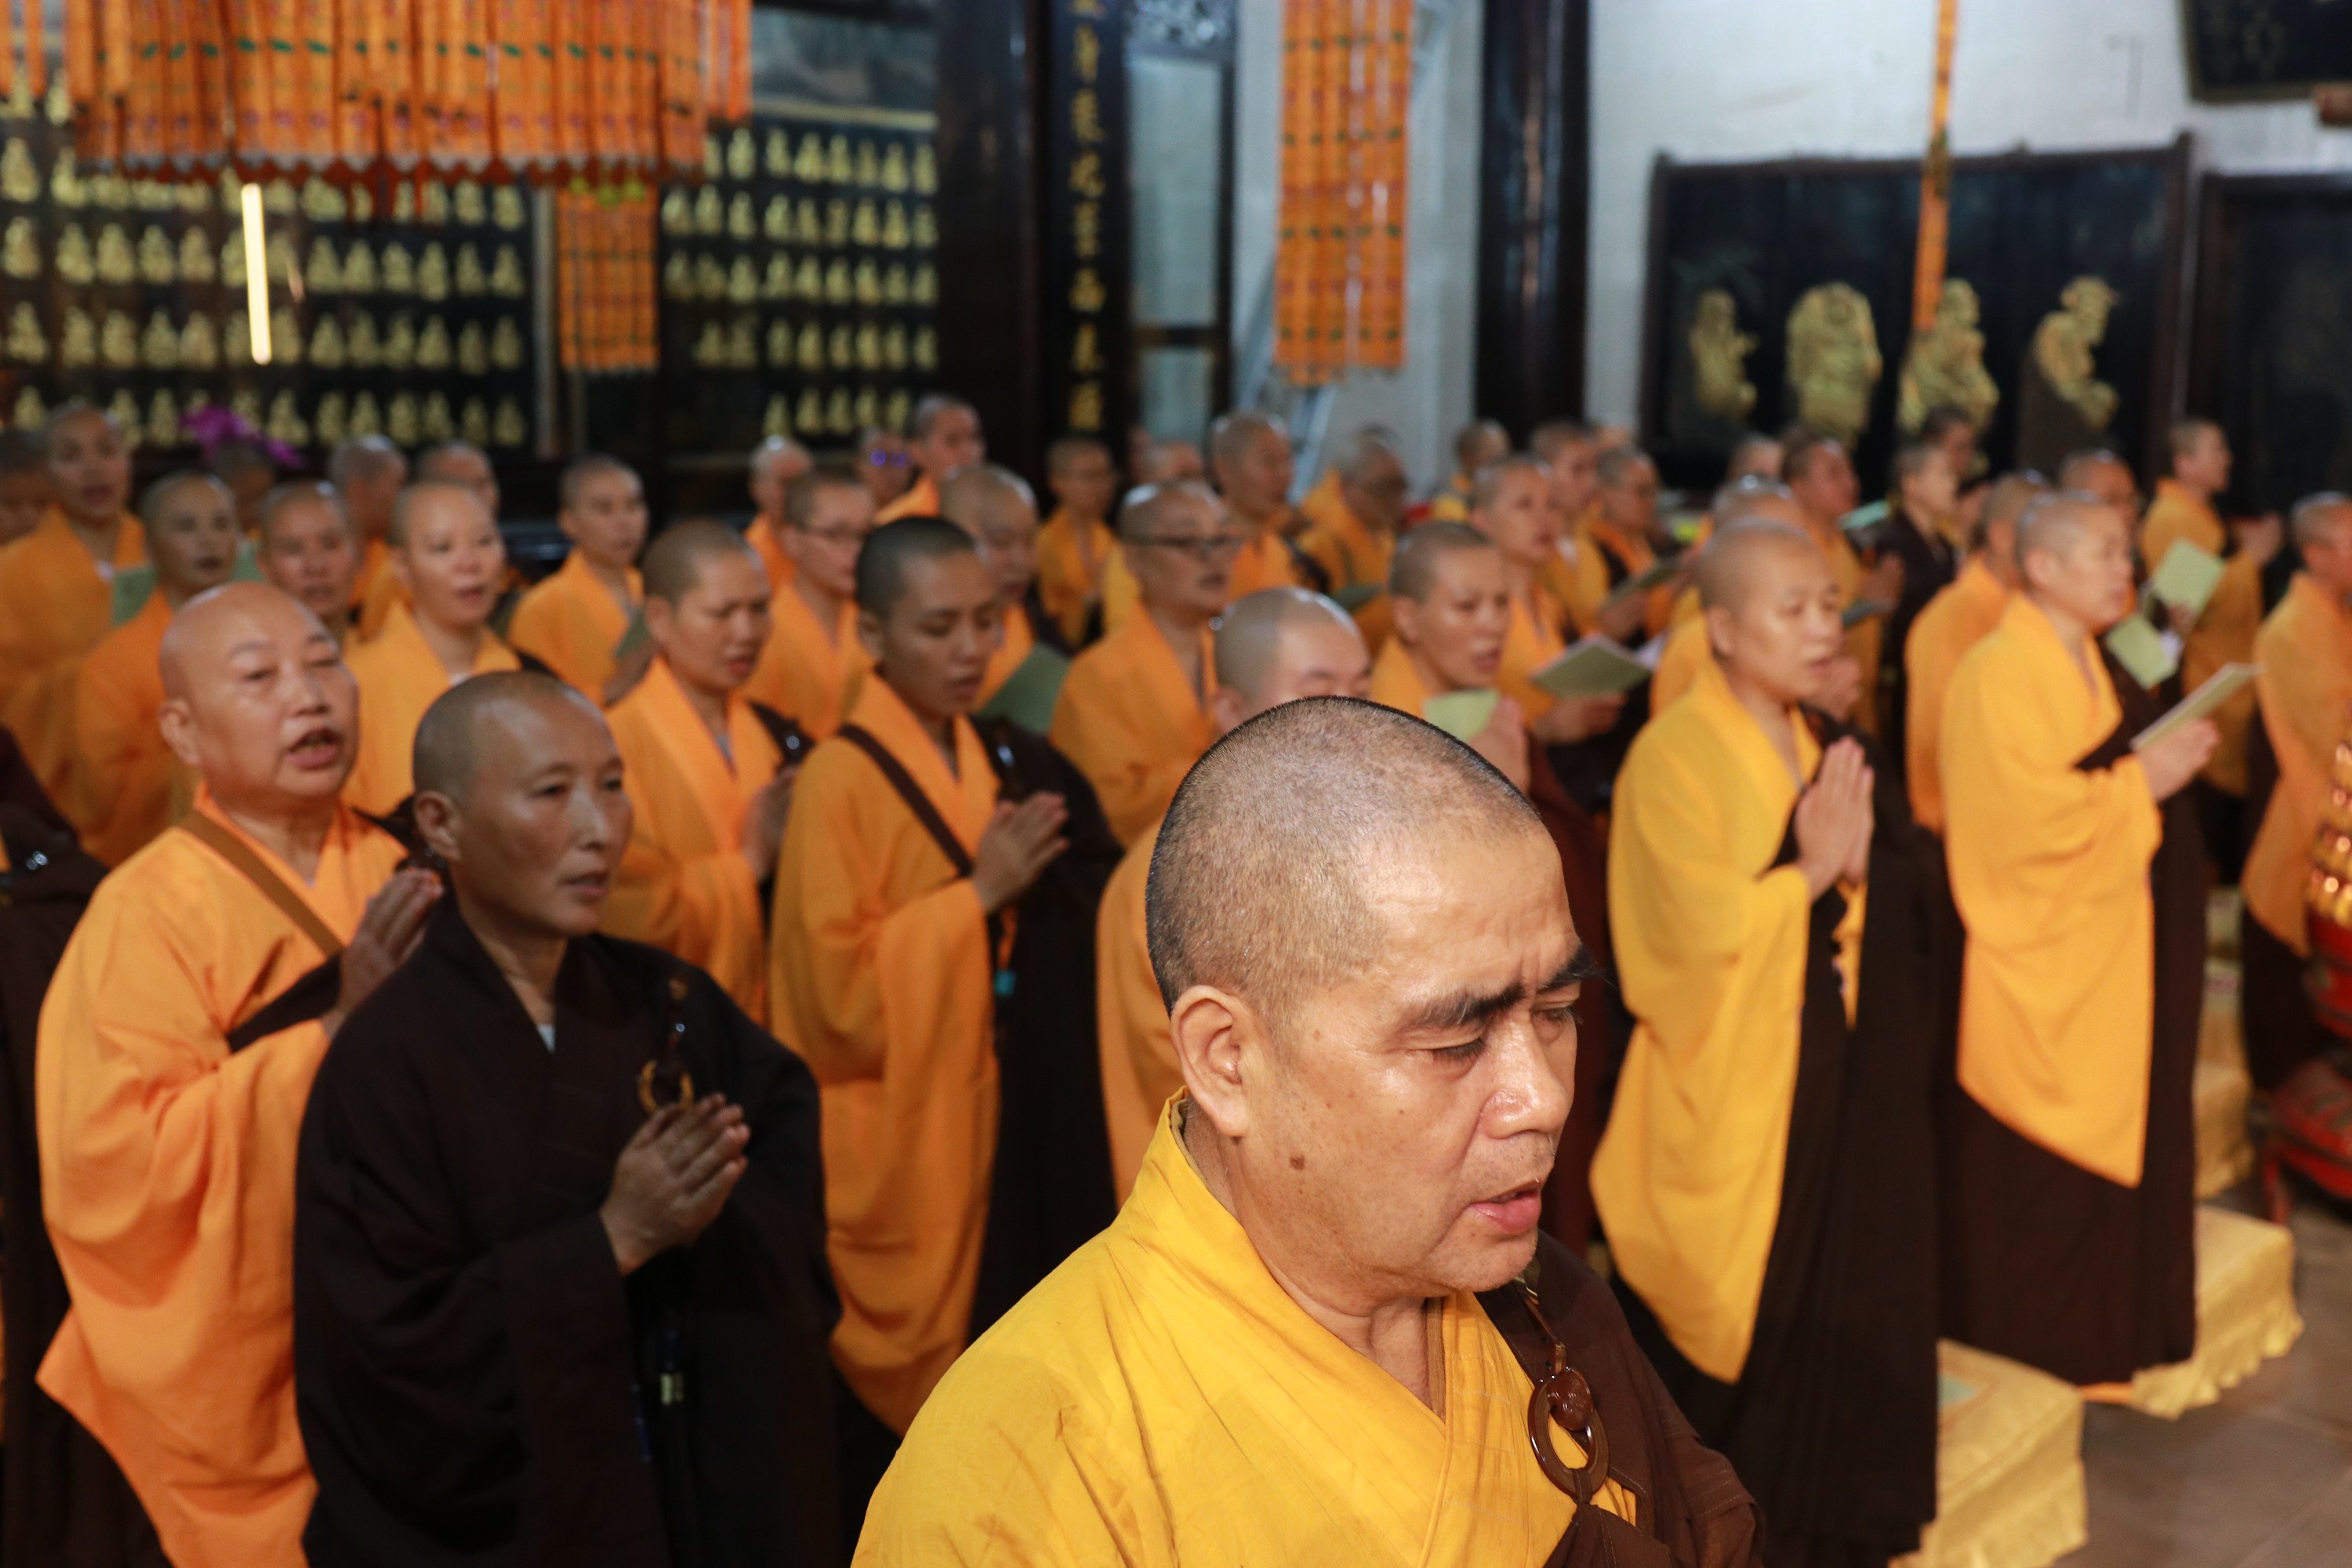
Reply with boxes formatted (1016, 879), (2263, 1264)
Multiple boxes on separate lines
(1206, 685), (1248, 735)
(854, 608), (887, 664)
(1704, 602), (1736, 661)
(411, 789), (463, 866)
(642, 596), (676, 649)
(1388, 592), (1421, 648)
(389, 548), (414, 591)
(158, 699), (202, 770)
(1169, 984), (1257, 1140)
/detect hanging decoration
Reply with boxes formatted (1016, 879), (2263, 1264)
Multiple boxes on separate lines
(1909, 0), (1958, 332)
(1274, 0), (1410, 386)
(556, 180), (657, 373)
(57, 0), (750, 175)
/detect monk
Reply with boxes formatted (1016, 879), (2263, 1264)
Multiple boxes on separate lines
(1726, 432), (1783, 482)
(2056, 447), (2140, 517)
(1904, 474), (2042, 831)
(1562, 445), (1676, 641)
(0, 426), (49, 545)
(742, 459), (877, 740)
(604, 522), (797, 1016)
(1426, 417), (1509, 523)
(2241, 493), (2352, 1091)
(38, 582), (441, 1568)
(1301, 424), (1410, 646)
(773, 518), (1120, 1457)
(1531, 420), (1607, 620)
(1208, 409), (1318, 595)
(1599, 521), (1947, 1568)
(1098, 589), (1371, 1199)
(744, 433), (812, 589)
(1941, 492), (2217, 1388)
(207, 438), (279, 539)
(1036, 434), (1119, 645)
(295, 672), (840, 1566)
(328, 437), (410, 642)
(0, 403), (143, 804)
(1878, 441), (1965, 781)
(508, 455), (650, 703)
(72, 474), (241, 866)
(1785, 431), (1903, 730)
(343, 483), (522, 814)
(415, 438), (502, 519)
(1051, 481), (1229, 844)
(856, 425), (915, 512)
(256, 482), (363, 644)
(2144, 419), (2279, 871)
(877, 394), (982, 523)
(859, 698), (1763, 1566)
(1375, 522), (1627, 1249)
(940, 463), (1065, 709)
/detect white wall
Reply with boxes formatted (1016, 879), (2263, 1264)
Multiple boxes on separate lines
(1588, 0), (2352, 426)
(1232, 0), (1484, 489)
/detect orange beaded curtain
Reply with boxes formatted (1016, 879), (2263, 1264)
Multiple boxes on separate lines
(555, 180), (658, 373)
(1276, 0), (1410, 386)
(60, 0), (752, 172)
(1910, 0), (1959, 331)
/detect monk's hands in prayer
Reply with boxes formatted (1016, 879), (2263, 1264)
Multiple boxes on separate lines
(1530, 692), (1624, 746)
(1594, 592), (1649, 644)
(601, 1094), (750, 1275)
(1813, 655), (1865, 724)
(972, 793), (1069, 914)
(2236, 513), (2285, 571)
(323, 868), (442, 1037)
(1863, 551), (1904, 608)
(2137, 717), (2220, 804)
(739, 766), (798, 880)
(1795, 738), (1873, 901)
(1467, 698), (1534, 794)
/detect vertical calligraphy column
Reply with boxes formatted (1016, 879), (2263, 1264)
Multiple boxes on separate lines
(1042, 0), (1130, 452)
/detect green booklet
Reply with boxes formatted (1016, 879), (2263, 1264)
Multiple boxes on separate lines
(2103, 614), (2178, 690)
(1838, 499), (1890, 537)
(978, 644), (1071, 733)
(1421, 689), (1499, 744)
(613, 606), (652, 661)
(2147, 539), (2225, 618)
(1531, 636), (1653, 701)
(1599, 556), (1679, 609)
(1331, 581), (1385, 612)
(1842, 597), (1891, 629)
(2133, 662), (2260, 751)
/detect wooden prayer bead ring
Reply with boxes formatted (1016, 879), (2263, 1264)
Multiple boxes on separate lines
(1515, 1282), (1611, 1504)
(637, 1059), (695, 1116)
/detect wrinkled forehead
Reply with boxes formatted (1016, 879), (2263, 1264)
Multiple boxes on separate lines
(1344, 826), (1573, 997)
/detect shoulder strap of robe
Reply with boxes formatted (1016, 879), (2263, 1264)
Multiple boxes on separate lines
(835, 724), (975, 878)
(746, 701), (812, 769)
(1280, 532), (1333, 595)
(176, 811), (347, 962)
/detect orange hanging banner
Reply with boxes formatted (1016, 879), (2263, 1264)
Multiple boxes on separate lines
(1911, 0), (1958, 332)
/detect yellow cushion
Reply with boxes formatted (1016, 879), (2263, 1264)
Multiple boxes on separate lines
(2129, 1206), (2303, 1417)
(2194, 1057), (2254, 1200)
(1896, 1341), (2086, 1568)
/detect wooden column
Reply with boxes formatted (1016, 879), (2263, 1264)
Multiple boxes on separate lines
(1475, 0), (1591, 437)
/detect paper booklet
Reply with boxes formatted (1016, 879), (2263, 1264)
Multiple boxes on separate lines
(2147, 539), (2226, 619)
(1532, 635), (1653, 701)
(2132, 662), (2259, 751)
(1421, 689), (1501, 744)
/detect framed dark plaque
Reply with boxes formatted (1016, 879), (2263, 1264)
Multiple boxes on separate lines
(2181, 0), (2352, 102)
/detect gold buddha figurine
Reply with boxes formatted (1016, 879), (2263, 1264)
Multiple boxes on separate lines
(147, 390), (181, 446)
(494, 186), (525, 230)
(725, 315), (757, 368)
(662, 255), (695, 302)
(796, 132), (825, 181)
(493, 397), (528, 448)
(305, 235), (343, 294)
(343, 238), (377, 292)
(662, 188), (692, 234)
(853, 386), (878, 430)
(728, 192), (755, 241)
(766, 128), (790, 177)
(796, 198), (820, 245)
(454, 179), (486, 226)
(883, 201), (909, 250)
(310, 315), (347, 369)
(265, 390), (310, 448)
(913, 263), (936, 305)
(229, 388), (263, 430)
(5, 303), (48, 364)
(89, 168), (129, 209)
(131, 179), (170, 212)
(416, 315), (452, 371)
(855, 140), (879, 188)
(179, 227), (215, 282)
(795, 322), (822, 373)
(703, 131), (723, 178)
(796, 255), (822, 297)
(460, 396), (489, 447)
(380, 241), (416, 294)
(132, 225), (174, 285)
(383, 314), (417, 371)
(824, 258), (850, 304)
(728, 128), (755, 180)
(691, 320), (725, 366)
(490, 316), (524, 370)
(420, 392), (455, 442)
(764, 195), (792, 244)
(826, 323), (851, 369)
(694, 252), (727, 300)
(264, 228), (296, 286)
(2, 217), (38, 278)
(217, 166), (241, 212)
(855, 321), (880, 370)
(50, 150), (86, 207)
(302, 176), (345, 223)
(417, 241), (450, 301)
(825, 387), (852, 434)
(347, 310), (382, 368)
(142, 310), (180, 368)
(176, 178), (210, 214)
(392, 180), (416, 223)
(884, 324), (906, 370)
(767, 318), (794, 367)
(727, 255), (757, 303)
(387, 391), (419, 446)
(271, 307), (304, 363)
(854, 259), (880, 305)
(314, 391), (349, 447)
(349, 390), (384, 438)
(913, 204), (936, 249)
(762, 254), (794, 300)
(100, 310), (140, 368)
(93, 223), (133, 283)
(107, 390), (143, 448)
(225, 309), (251, 365)
(853, 199), (879, 247)
(12, 387), (48, 430)
(824, 198), (848, 247)
(881, 143), (909, 193)
(263, 178), (296, 215)
(827, 135), (851, 183)
(883, 263), (908, 305)
(420, 180), (450, 225)
(491, 244), (525, 296)
(180, 313), (219, 368)
(914, 326), (937, 371)
(796, 387), (823, 434)
(1, 138), (38, 202)
(761, 394), (791, 440)
(914, 143), (935, 195)
(457, 320), (487, 376)
(455, 242), (486, 296)
(694, 185), (723, 235)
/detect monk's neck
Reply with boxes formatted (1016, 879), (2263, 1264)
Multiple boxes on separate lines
(1502, 557), (1539, 602)
(2028, 595), (2099, 685)
(1144, 602), (1210, 695)
(1403, 643), (1461, 697)
(415, 614), (488, 681)
(2169, 474), (2215, 506)
(64, 510), (121, 563)
(675, 670), (733, 742)
(214, 794), (338, 884)
(793, 574), (847, 646)
(454, 889), (567, 1028)
(579, 552), (635, 608)
(1234, 503), (1284, 542)
(1720, 665), (1805, 782)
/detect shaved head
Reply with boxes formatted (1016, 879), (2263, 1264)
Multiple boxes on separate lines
(1211, 588), (1359, 700)
(2015, 490), (2109, 571)
(938, 463), (1037, 528)
(1390, 521), (1499, 603)
(2292, 491), (2352, 550)
(855, 516), (978, 617)
(643, 519), (759, 604)
(1116, 478), (1219, 543)
(161, 580), (331, 699)
(412, 670), (595, 802)
(1710, 476), (1802, 528)
(1697, 519), (1821, 612)
(158, 583), (358, 811)
(1147, 698), (1541, 1023)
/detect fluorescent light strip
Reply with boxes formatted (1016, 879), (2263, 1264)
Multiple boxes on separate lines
(240, 181), (271, 365)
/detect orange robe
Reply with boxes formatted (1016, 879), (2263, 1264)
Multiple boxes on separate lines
(1049, 612), (1218, 845)
(506, 550), (641, 702)
(0, 508), (145, 802)
(980, 598), (1035, 707)
(604, 656), (784, 1014)
(770, 677), (999, 1433)
(353, 538), (405, 642)
(37, 792), (404, 1568)
(1497, 583), (1569, 724)
(342, 601), (523, 813)
(1561, 516), (1675, 639)
(1299, 493), (1397, 649)
(1228, 515), (1312, 600)
(1649, 616), (1709, 714)
(71, 592), (176, 866)
(1100, 548), (1142, 636)
(2246, 573), (2352, 957)
(1095, 816), (1174, 1203)
(1904, 558), (2009, 833)
(742, 515), (792, 593)
(1367, 637), (1432, 715)
(875, 474), (942, 524)
(2143, 477), (2262, 795)
(1036, 507), (1116, 647)
(1425, 472), (1475, 524)
(1808, 521), (1882, 736)
(1943, 597), (2161, 1185)
(742, 580), (869, 742)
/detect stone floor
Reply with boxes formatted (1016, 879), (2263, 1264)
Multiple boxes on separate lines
(2060, 1181), (2352, 1567)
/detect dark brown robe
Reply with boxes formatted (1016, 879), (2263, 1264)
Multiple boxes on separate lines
(1527, 747), (1624, 1252)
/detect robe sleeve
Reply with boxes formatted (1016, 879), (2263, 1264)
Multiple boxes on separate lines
(609, 827), (762, 984)
(2256, 612), (2349, 779)
(71, 645), (170, 864)
(1049, 671), (1189, 848)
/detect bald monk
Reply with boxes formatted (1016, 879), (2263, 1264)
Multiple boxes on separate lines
(860, 699), (1763, 1566)
(1208, 408), (1320, 595)
(2241, 493), (2352, 1092)
(1051, 481), (1229, 844)
(1299, 425), (1408, 618)
(0, 404), (143, 804)
(604, 522), (799, 1016)
(256, 482), (363, 645)
(328, 437), (410, 641)
(296, 672), (840, 1566)
(1878, 441), (1965, 779)
(1562, 445), (1677, 641)
(1425, 416), (1510, 523)
(71, 474), (241, 865)
(940, 463), (1066, 708)
(1904, 474), (2042, 831)
(2056, 447), (2140, 517)
(744, 433), (813, 589)
(743, 459), (877, 741)
(1098, 589), (1371, 1199)
(38, 583), (441, 1568)
(773, 518), (1122, 1450)
(878, 394), (983, 523)
(416, 438), (503, 519)
(508, 455), (649, 704)
(343, 482), (524, 814)
(1941, 492), (2218, 1388)
(1784, 432), (1903, 731)
(1036, 434), (1120, 646)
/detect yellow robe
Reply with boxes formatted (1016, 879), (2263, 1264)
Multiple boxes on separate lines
(71, 591), (176, 866)
(2143, 477), (2262, 795)
(1595, 659), (1859, 1382)
(1943, 597), (2161, 1185)
(1561, 516), (1675, 640)
(1497, 583), (1569, 724)
(1903, 558), (2009, 833)
(742, 579), (869, 742)
(0, 508), (146, 803)
(1036, 507), (1116, 647)
(2245, 573), (2352, 956)
(506, 550), (641, 702)
(604, 656), (783, 1015)
(1299, 493), (1397, 650)
(1227, 516), (1312, 600)
(1096, 815), (1175, 1203)
(979, 599), (1034, 707)
(1049, 611), (1218, 845)
(770, 677), (999, 1433)
(1367, 637), (1433, 715)
(875, 473), (942, 525)
(353, 538), (406, 643)
(37, 792), (404, 1568)
(1649, 616), (1710, 715)
(1100, 548), (1142, 637)
(342, 601), (523, 814)
(1425, 472), (1474, 524)
(856, 1107), (1632, 1565)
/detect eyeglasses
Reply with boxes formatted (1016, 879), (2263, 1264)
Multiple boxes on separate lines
(865, 451), (910, 469)
(1136, 532), (1248, 561)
